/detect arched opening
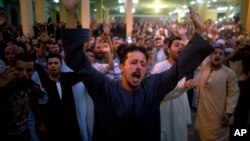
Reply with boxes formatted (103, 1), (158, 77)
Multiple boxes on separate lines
(10, 7), (17, 25)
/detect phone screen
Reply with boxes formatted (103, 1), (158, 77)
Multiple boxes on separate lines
(126, 36), (132, 44)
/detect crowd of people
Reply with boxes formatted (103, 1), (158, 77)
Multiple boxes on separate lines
(0, 0), (249, 141)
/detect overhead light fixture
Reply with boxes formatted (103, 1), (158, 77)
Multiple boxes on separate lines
(133, 0), (139, 4)
(154, 8), (160, 13)
(196, 0), (204, 4)
(132, 8), (135, 13)
(182, 5), (187, 9)
(217, 7), (227, 11)
(190, 1), (196, 5)
(118, 0), (139, 4)
(229, 14), (234, 18)
(119, 6), (125, 13)
(53, 0), (59, 3)
(118, 0), (125, 4)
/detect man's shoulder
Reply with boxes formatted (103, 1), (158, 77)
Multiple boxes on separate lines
(153, 60), (170, 73)
(61, 71), (77, 76)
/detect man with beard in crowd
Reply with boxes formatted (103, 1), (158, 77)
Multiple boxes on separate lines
(195, 45), (239, 141)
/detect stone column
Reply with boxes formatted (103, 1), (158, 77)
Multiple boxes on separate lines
(240, 0), (250, 32)
(206, 10), (217, 21)
(197, 3), (207, 21)
(125, 0), (133, 37)
(225, 3), (231, 22)
(81, 0), (90, 28)
(103, 9), (110, 24)
(34, 0), (45, 23)
(20, 0), (34, 37)
(59, 2), (67, 23)
(0, 0), (4, 7)
(96, 0), (103, 23)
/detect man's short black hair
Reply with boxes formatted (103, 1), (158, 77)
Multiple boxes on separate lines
(12, 53), (35, 67)
(46, 53), (62, 63)
(119, 44), (149, 64)
(15, 53), (35, 63)
(167, 36), (182, 48)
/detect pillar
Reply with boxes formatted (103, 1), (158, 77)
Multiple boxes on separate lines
(103, 9), (110, 24)
(59, 2), (67, 23)
(20, 0), (34, 37)
(0, 0), (4, 7)
(240, 0), (250, 32)
(50, 9), (57, 23)
(197, 3), (207, 21)
(125, 0), (133, 37)
(96, 0), (103, 23)
(225, 3), (231, 22)
(34, 0), (45, 23)
(81, 0), (90, 28)
(177, 10), (185, 23)
(206, 10), (217, 21)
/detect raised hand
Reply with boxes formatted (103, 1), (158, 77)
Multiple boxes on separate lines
(40, 33), (49, 43)
(60, 0), (79, 28)
(103, 24), (111, 35)
(184, 79), (197, 89)
(188, 6), (205, 34)
(0, 66), (15, 87)
(177, 26), (187, 37)
(38, 24), (49, 43)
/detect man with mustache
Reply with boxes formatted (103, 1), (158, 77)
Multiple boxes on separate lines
(195, 45), (239, 141)
(0, 53), (46, 141)
(152, 36), (196, 141)
(61, 0), (213, 140)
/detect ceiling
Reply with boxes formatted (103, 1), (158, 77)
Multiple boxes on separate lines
(47, 0), (240, 16)
(99, 0), (239, 15)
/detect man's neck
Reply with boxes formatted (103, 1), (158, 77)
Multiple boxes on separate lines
(49, 74), (60, 82)
(210, 64), (222, 71)
(168, 57), (176, 65)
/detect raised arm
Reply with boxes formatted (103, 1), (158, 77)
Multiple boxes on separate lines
(61, 0), (113, 99)
(37, 30), (49, 58)
(60, 0), (79, 28)
(151, 6), (213, 101)
(60, 0), (91, 72)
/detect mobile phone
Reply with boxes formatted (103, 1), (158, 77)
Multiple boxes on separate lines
(0, 60), (6, 73)
(126, 36), (132, 44)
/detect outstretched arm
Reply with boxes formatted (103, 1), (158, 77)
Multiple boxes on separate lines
(61, 0), (79, 28)
(151, 6), (213, 101)
(61, 0), (113, 100)
(60, 0), (91, 72)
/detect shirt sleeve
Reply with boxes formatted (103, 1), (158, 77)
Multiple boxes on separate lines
(62, 29), (113, 100)
(148, 33), (213, 101)
(225, 70), (240, 114)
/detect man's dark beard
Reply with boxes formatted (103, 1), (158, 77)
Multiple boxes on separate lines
(95, 53), (104, 60)
(128, 81), (140, 90)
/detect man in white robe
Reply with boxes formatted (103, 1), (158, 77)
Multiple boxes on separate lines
(195, 46), (239, 141)
(152, 37), (195, 141)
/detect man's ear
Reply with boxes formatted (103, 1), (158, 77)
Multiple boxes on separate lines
(167, 47), (170, 55)
(119, 64), (124, 73)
